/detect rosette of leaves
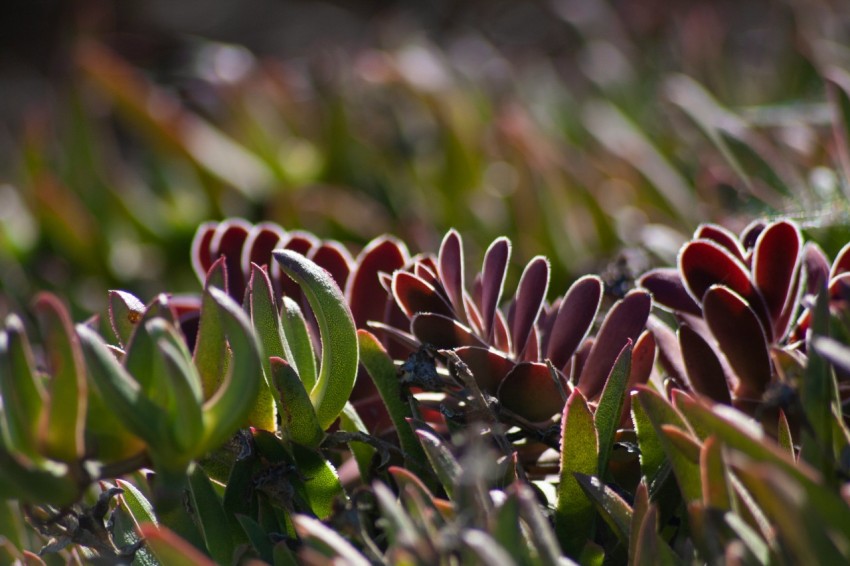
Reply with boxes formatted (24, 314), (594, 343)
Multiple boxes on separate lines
(639, 220), (810, 418)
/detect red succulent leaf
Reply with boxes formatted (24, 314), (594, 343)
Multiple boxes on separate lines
(463, 295), (484, 337)
(438, 229), (468, 324)
(521, 327), (540, 362)
(678, 324), (731, 404)
(695, 223), (746, 263)
(571, 338), (594, 379)
(702, 285), (771, 399)
(480, 237), (511, 341)
(628, 330), (656, 389)
(577, 289), (651, 400)
(497, 361), (565, 422)
(242, 222), (285, 276)
(638, 268), (702, 316)
(679, 239), (752, 305)
(210, 219), (252, 301)
(752, 220), (801, 331)
(347, 236), (409, 329)
(392, 272), (455, 319)
(454, 346), (515, 394)
(191, 221), (218, 283)
(545, 275), (603, 369)
(740, 219), (767, 251)
(831, 272), (850, 303)
(310, 242), (353, 291)
(803, 242), (831, 295)
(511, 256), (550, 359)
(645, 315), (687, 385)
(492, 310), (512, 353)
(831, 242), (850, 280)
(275, 231), (319, 300)
(774, 265), (802, 342)
(410, 313), (485, 349)
(414, 257), (442, 287)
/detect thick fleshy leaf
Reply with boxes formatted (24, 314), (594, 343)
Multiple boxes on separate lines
(414, 427), (461, 499)
(679, 239), (754, 306)
(191, 221), (218, 283)
(410, 313), (484, 349)
(210, 219), (252, 302)
(280, 296), (318, 392)
(739, 219), (767, 251)
(702, 285), (771, 399)
(638, 268), (702, 316)
(803, 242), (831, 295)
(511, 256), (550, 359)
(242, 222), (285, 275)
(188, 466), (236, 565)
(497, 362), (564, 422)
(632, 503), (677, 566)
(480, 237), (511, 342)
(438, 229), (468, 324)
(574, 473), (632, 544)
(200, 288), (264, 453)
(555, 389), (598, 558)
(700, 436), (731, 510)
(108, 290), (146, 348)
(194, 257), (228, 400)
(645, 316), (687, 385)
(310, 242), (353, 292)
(831, 242), (850, 279)
(248, 264), (287, 416)
(139, 525), (216, 566)
(0, 315), (45, 458)
(753, 220), (801, 331)
(678, 324), (731, 405)
(578, 290), (651, 400)
(32, 294), (86, 462)
(546, 275), (603, 369)
(695, 224), (746, 263)
(274, 231), (318, 300)
(801, 288), (833, 474)
(632, 387), (688, 487)
(357, 331), (429, 476)
(270, 357), (324, 447)
(347, 236), (409, 328)
(274, 249), (359, 430)
(392, 271), (455, 320)
(513, 482), (566, 566)
(454, 346), (514, 395)
(595, 342), (632, 476)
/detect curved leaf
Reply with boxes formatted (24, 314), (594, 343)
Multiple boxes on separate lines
(347, 236), (409, 329)
(638, 268), (702, 316)
(270, 357), (324, 447)
(0, 315), (44, 458)
(678, 324), (731, 405)
(274, 249), (359, 430)
(108, 290), (146, 348)
(753, 220), (801, 333)
(410, 313), (484, 349)
(511, 256), (550, 359)
(438, 229), (468, 324)
(497, 361), (564, 422)
(280, 296), (318, 392)
(679, 239), (752, 304)
(480, 237), (511, 342)
(546, 275), (603, 369)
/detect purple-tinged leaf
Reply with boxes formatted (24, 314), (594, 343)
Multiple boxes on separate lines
(628, 331), (656, 391)
(210, 219), (251, 302)
(638, 268), (702, 316)
(410, 313), (484, 350)
(695, 223), (746, 263)
(480, 237), (511, 341)
(310, 242), (353, 291)
(191, 221), (218, 283)
(454, 346), (515, 394)
(646, 315), (687, 385)
(831, 242), (850, 279)
(497, 361), (564, 422)
(679, 239), (753, 306)
(753, 220), (801, 329)
(578, 290), (651, 400)
(241, 222), (285, 276)
(546, 275), (603, 369)
(811, 336), (850, 377)
(678, 324), (731, 405)
(438, 229), (468, 324)
(108, 290), (146, 348)
(463, 295), (484, 337)
(511, 256), (550, 359)
(740, 219), (767, 251)
(700, 436), (731, 510)
(492, 310), (512, 353)
(347, 236), (409, 329)
(702, 285), (771, 400)
(378, 272), (393, 293)
(520, 326), (539, 362)
(392, 272), (455, 319)
(573, 473), (632, 544)
(803, 242), (831, 295)
(629, 483), (649, 563)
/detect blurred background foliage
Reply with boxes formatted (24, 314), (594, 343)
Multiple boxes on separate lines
(1, 0), (849, 318)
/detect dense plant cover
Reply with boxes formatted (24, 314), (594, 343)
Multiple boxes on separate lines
(2, 209), (850, 565)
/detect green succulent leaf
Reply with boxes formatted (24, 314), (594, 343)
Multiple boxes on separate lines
(139, 525), (216, 566)
(373, 481), (419, 548)
(236, 514), (274, 563)
(339, 403), (376, 480)
(123, 294), (175, 402)
(33, 293), (87, 463)
(194, 258), (230, 401)
(556, 388), (598, 557)
(413, 426), (461, 499)
(0, 449), (78, 505)
(187, 465), (236, 565)
(801, 289), (833, 476)
(292, 443), (344, 520)
(0, 315), (45, 459)
(108, 289), (146, 348)
(574, 473), (632, 544)
(280, 296), (318, 392)
(114, 480), (161, 566)
(700, 436), (731, 510)
(274, 249), (358, 430)
(200, 287), (264, 454)
(595, 341), (632, 478)
(270, 356), (324, 448)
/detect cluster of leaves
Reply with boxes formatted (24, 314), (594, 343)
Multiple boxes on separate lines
(4, 211), (850, 565)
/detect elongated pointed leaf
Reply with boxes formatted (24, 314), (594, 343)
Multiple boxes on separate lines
(480, 237), (511, 342)
(678, 324), (731, 404)
(438, 229), (468, 324)
(392, 271), (455, 319)
(139, 525), (216, 566)
(271, 357), (324, 447)
(575, 473), (632, 543)
(194, 258), (229, 401)
(279, 296), (317, 392)
(274, 250), (358, 430)
(556, 389), (598, 557)
(0, 315), (45, 458)
(293, 515), (370, 566)
(801, 288), (833, 475)
(414, 427), (461, 499)
(200, 287), (264, 453)
(32, 293), (86, 462)
(188, 466), (235, 565)
(753, 221), (801, 334)
(108, 290), (146, 347)
(595, 342), (632, 476)
(700, 436), (731, 510)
